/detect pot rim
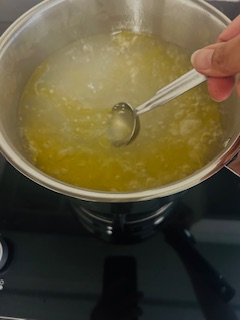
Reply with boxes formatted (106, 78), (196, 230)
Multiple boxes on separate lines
(0, 0), (238, 203)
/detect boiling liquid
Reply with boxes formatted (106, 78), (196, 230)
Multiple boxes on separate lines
(18, 31), (224, 192)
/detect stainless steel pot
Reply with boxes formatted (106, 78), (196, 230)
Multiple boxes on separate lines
(0, 0), (240, 203)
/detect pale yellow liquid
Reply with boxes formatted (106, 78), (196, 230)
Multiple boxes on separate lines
(18, 31), (224, 192)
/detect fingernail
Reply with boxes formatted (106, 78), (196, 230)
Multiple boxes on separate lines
(191, 48), (214, 70)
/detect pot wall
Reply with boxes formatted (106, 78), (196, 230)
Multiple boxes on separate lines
(0, 0), (240, 202)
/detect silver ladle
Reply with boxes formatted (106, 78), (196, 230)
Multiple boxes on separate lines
(110, 69), (207, 147)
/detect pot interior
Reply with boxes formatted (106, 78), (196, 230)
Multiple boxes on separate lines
(0, 0), (239, 201)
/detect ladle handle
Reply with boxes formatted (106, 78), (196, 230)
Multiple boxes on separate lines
(136, 69), (207, 115)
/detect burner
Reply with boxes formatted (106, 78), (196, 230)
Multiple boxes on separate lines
(71, 199), (175, 244)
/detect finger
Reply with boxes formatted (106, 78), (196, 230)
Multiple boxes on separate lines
(237, 77), (240, 96)
(207, 76), (235, 101)
(191, 34), (240, 77)
(218, 15), (240, 42)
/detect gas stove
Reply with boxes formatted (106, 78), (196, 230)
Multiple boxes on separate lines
(0, 1), (240, 320)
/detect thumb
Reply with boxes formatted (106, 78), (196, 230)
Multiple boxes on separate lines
(191, 34), (240, 77)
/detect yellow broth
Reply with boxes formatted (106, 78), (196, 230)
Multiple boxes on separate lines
(18, 31), (224, 192)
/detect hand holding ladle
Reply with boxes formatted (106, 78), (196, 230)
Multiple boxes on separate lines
(110, 69), (207, 147)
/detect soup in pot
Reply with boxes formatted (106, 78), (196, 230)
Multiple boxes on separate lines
(18, 31), (224, 192)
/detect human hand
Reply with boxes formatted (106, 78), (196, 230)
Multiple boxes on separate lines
(191, 15), (240, 101)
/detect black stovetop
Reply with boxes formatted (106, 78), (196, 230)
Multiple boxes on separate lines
(1, 162), (240, 320)
(0, 1), (240, 320)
